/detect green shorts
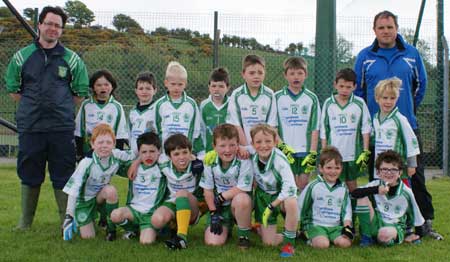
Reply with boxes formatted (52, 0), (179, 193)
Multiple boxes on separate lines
(360, 209), (405, 245)
(75, 198), (98, 227)
(340, 161), (363, 181)
(290, 156), (307, 175)
(307, 225), (344, 241)
(206, 205), (234, 229)
(254, 188), (281, 225)
(127, 206), (154, 230)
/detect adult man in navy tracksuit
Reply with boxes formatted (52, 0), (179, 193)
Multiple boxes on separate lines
(354, 10), (442, 240)
(4, 6), (89, 230)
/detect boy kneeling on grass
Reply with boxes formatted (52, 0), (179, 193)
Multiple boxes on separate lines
(200, 124), (253, 249)
(110, 132), (167, 244)
(352, 150), (424, 247)
(297, 146), (353, 249)
(62, 124), (135, 241)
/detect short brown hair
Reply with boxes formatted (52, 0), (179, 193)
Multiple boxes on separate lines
(283, 57), (307, 74)
(319, 146), (343, 167)
(335, 68), (356, 84)
(242, 54), (265, 72)
(209, 67), (230, 86)
(91, 124), (115, 144)
(375, 150), (404, 170)
(135, 71), (157, 90)
(213, 124), (239, 145)
(373, 10), (399, 29)
(164, 133), (192, 156)
(250, 124), (277, 141)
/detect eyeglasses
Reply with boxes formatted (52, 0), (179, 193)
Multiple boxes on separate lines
(379, 168), (400, 174)
(42, 21), (63, 29)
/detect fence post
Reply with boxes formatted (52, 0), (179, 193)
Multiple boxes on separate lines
(442, 36), (449, 176)
(213, 11), (219, 68)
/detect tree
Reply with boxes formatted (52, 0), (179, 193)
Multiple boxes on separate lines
(151, 27), (169, 36)
(400, 28), (431, 64)
(64, 0), (95, 28)
(0, 7), (13, 18)
(336, 34), (353, 64)
(112, 14), (142, 33)
(23, 8), (36, 21)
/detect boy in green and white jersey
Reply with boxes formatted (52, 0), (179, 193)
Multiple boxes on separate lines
(320, 68), (371, 192)
(250, 124), (298, 258)
(199, 67), (230, 152)
(200, 124), (253, 249)
(298, 146), (353, 249)
(75, 70), (128, 157)
(226, 55), (277, 156)
(110, 132), (167, 244)
(275, 57), (320, 191)
(128, 72), (158, 155)
(372, 78), (420, 181)
(152, 61), (204, 157)
(351, 150), (424, 246)
(150, 134), (202, 250)
(62, 124), (135, 241)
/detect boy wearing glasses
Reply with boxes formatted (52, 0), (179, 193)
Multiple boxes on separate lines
(351, 150), (424, 247)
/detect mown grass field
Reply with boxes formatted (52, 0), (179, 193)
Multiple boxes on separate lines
(0, 164), (448, 262)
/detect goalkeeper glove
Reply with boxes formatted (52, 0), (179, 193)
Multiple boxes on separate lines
(262, 203), (274, 228)
(214, 193), (226, 212)
(341, 225), (355, 240)
(62, 214), (76, 241)
(210, 211), (224, 235)
(356, 150), (371, 173)
(277, 142), (295, 164)
(301, 151), (317, 174)
(204, 150), (217, 166)
(191, 158), (204, 177)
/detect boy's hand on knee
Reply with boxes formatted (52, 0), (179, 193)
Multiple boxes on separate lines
(262, 203), (274, 228)
(341, 225), (355, 241)
(356, 150), (371, 172)
(210, 211), (224, 235)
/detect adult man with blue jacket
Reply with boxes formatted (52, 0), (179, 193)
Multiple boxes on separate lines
(4, 6), (89, 230)
(354, 10), (441, 240)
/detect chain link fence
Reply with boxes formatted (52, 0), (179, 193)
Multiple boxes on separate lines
(0, 12), (446, 170)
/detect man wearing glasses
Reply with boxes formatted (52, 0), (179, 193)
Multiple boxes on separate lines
(4, 6), (89, 230)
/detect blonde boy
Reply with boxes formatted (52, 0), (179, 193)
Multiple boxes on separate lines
(372, 77), (420, 181)
(250, 124), (298, 257)
(276, 57), (321, 191)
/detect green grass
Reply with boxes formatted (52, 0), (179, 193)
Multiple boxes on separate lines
(0, 164), (448, 261)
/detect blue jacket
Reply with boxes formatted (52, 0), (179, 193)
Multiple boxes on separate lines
(354, 34), (426, 130)
(5, 40), (89, 133)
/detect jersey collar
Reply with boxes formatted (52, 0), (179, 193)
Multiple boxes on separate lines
(208, 95), (229, 111)
(92, 152), (115, 171)
(243, 83), (265, 101)
(253, 148), (276, 173)
(376, 107), (399, 124)
(171, 160), (192, 177)
(283, 86), (304, 100)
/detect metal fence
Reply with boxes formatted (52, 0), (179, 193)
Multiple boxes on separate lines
(0, 11), (447, 171)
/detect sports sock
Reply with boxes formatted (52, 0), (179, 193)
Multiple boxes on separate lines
(355, 205), (371, 236)
(105, 202), (118, 232)
(282, 230), (296, 245)
(175, 197), (191, 240)
(237, 227), (250, 238)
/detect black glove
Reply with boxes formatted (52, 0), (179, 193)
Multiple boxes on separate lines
(213, 193), (226, 212)
(210, 211), (223, 235)
(341, 225), (355, 240)
(191, 158), (204, 177)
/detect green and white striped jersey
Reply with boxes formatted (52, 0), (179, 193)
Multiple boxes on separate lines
(298, 175), (352, 228)
(75, 95), (129, 152)
(227, 84), (277, 144)
(275, 86), (321, 153)
(199, 95), (229, 152)
(125, 163), (167, 214)
(251, 148), (297, 201)
(373, 108), (420, 179)
(361, 180), (424, 227)
(63, 149), (135, 201)
(128, 104), (155, 154)
(160, 161), (198, 203)
(153, 92), (204, 155)
(320, 94), (371, 161)
(200, 155), (253, 205)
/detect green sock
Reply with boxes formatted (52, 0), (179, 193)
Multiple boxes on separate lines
(105, 202), (118, 232)
(355, 205), (371, 236)
(237, 227), (250, 238)
(283, 230), (296, 245)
